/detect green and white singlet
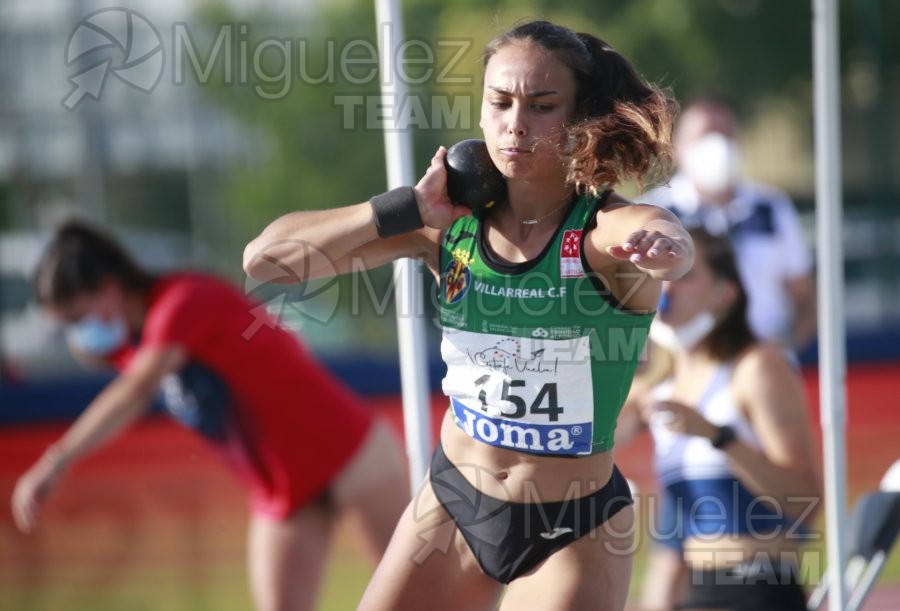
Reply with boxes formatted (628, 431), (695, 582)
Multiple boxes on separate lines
(438, 192), (655, 456)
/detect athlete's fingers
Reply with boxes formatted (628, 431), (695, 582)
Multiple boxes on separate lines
(608, 230), (647, 260)
(645, 235), (675, 259)
(621, 230), (648, 253)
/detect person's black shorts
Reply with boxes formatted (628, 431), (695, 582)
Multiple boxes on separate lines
(429, 442), (633, 584)
(679, 563), (808, 611)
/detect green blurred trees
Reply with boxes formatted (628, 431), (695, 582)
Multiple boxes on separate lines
(197, 0), (896, 225)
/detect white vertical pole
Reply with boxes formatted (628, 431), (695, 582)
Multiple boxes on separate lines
(374, 0), (432, 495)
(812, 0), (849, 608)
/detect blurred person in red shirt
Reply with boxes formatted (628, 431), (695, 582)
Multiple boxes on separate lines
(11, 220), (408, 611)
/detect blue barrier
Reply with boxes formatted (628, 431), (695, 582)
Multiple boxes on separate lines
(797, 325), (900, 366)
(2, 325), (899, 426)
(0, 356), (448, 426)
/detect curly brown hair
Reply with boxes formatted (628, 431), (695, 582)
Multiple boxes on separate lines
(482, 21), (677, 195)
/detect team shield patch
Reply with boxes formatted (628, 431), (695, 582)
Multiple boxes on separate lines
(560, 229), (584, 278)
(444, 247), (473, 304)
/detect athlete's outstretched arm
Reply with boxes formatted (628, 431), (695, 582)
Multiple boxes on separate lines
(583, 202), (694, 312)
(243, 147), (469, 284)
(598, 204), (694, 281)
(11, 345), (186, 533)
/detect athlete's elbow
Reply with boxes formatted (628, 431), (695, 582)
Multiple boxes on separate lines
(242, 238), (264, 279)
(243, 234), (282, 281)
(243, 235), (305, 285)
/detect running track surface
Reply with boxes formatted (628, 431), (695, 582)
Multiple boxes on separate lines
(1, 363), (898, 609)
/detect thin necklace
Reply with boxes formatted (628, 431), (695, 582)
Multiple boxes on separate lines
(518, 195), (574, 225)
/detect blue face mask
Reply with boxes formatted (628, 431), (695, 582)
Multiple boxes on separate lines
(66, 314), (129, 356)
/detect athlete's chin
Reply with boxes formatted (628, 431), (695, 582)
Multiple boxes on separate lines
(503, 168), (564, 187)
(499, 160), (541, 181)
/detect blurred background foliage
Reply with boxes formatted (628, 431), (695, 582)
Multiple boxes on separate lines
(194, 0), (899, 224)
(1, 0), (898, 374)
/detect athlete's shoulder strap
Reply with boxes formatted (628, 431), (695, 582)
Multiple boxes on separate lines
(569, 189), (613, 230)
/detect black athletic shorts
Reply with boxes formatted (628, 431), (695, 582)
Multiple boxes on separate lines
(429, 442), (633, 584)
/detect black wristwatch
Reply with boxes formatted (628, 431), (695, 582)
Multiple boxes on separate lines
(711, 425), (737, 450)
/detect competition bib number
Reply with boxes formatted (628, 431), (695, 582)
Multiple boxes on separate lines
(476, 378), (563, 421)
(442, 330), (595, 455)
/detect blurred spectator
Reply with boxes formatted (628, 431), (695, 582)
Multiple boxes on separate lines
(618, 229), (820, 610)
(644, 96), (816, 352)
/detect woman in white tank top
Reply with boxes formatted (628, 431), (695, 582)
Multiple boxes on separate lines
(618, 229), (821, 611)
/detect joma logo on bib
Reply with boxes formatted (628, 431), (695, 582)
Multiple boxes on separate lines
(452, 398), (593, 455)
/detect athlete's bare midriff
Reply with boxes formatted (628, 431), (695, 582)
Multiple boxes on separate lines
(438, 410), (617, 503)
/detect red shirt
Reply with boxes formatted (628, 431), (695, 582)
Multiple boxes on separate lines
(113, 273), (373, 518)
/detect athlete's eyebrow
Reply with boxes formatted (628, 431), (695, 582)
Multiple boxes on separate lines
(486, 86), (560, 98)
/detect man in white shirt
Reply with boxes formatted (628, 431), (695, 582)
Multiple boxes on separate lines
(644, 97), (816, 351)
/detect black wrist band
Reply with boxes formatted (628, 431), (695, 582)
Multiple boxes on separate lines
(370, 186), (424, 238)
(711, 424), (737, 450)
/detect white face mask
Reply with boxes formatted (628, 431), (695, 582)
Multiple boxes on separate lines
(650, 311), (717, 352)
(682, 132), (741, 195)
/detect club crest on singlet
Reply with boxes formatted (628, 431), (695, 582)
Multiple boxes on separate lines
(444, 248), (473, 304)
(560, 229), (584, 278)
